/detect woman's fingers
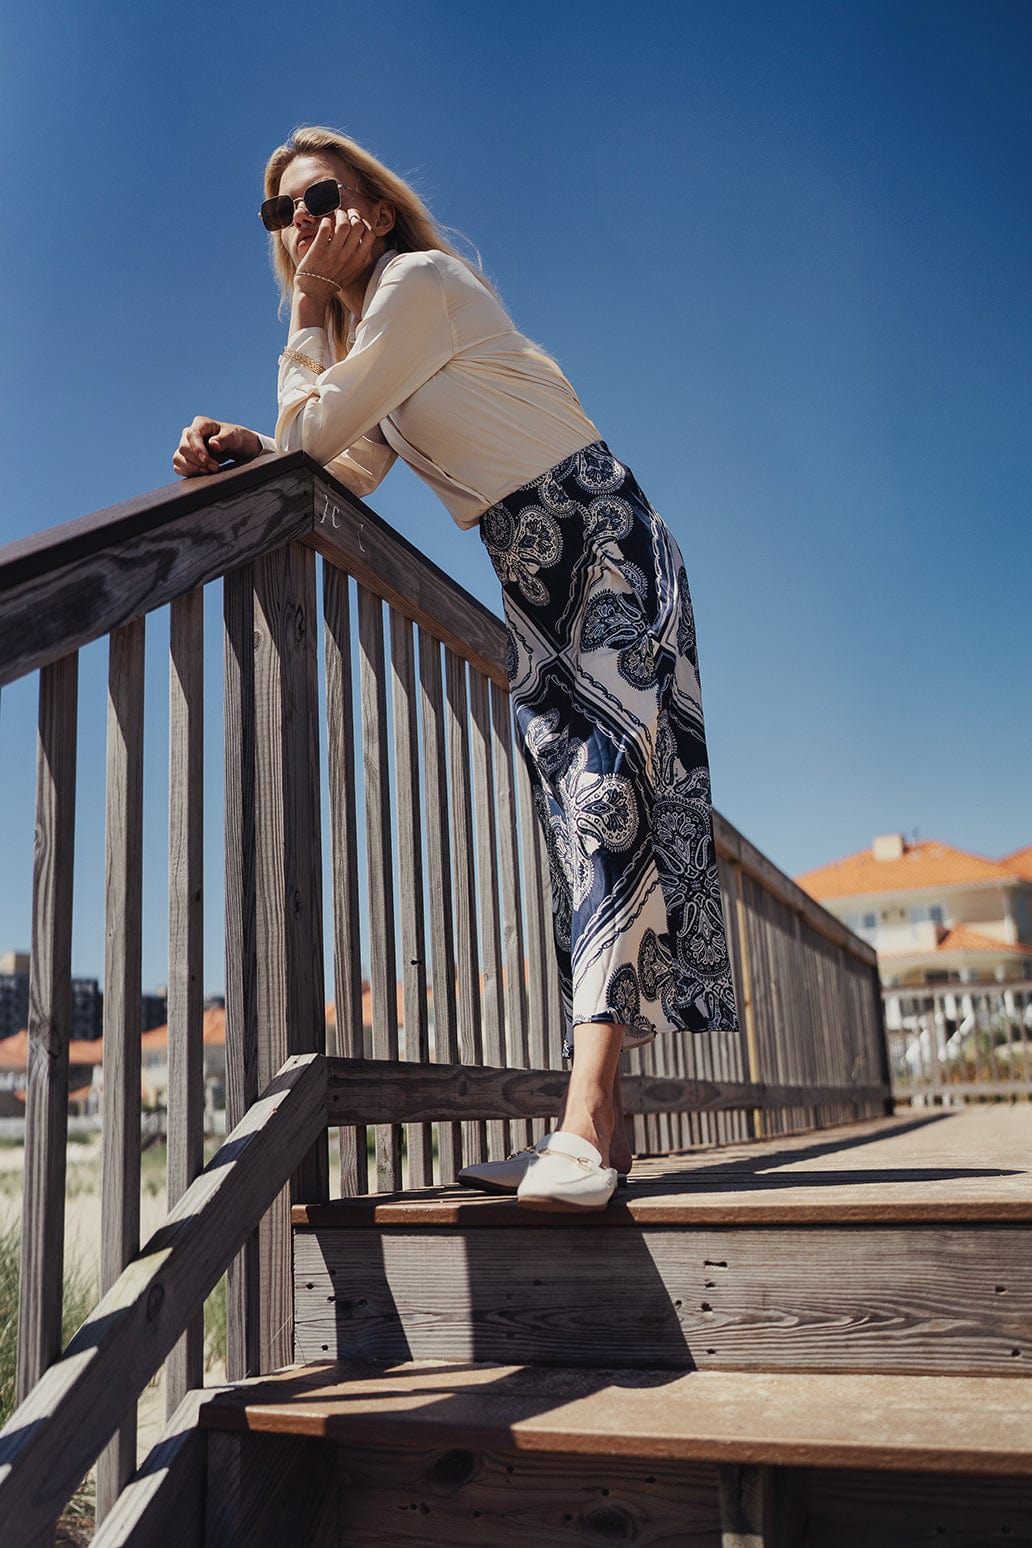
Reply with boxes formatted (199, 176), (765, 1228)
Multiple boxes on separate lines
(173, 418), (217, 476)
(295, 208), (374, 295)
(174, 417), (261, 478)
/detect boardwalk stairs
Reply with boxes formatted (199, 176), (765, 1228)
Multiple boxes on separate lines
(106, 1102), (1032, 1547)
(0, 458), (1029, 1545)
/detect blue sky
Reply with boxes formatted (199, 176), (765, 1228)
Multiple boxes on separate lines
(1, 0), (1029, 993)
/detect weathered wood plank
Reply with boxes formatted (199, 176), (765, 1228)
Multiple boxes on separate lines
(198, 1360), (1032, 1475)
(294, 1220), (1031, 1374)
(417, 627), (461, 1182)
(223, 565), (262, 1381)
(357, 584), (402, 1190)
(166, 588), (205, 1414)
(389, 606), (434, 1188)
(90, 1388), (209, 1548)
(17, 652), (78, 1403)
(445, 648), (486, 1166)
(0, 462), (313, 689)
(778, 1463), (1032, 1547)
(468, 667), (507, 1158)
(307, 470), (508, 687)
(327, 1434), (719, 1547)
(98, 616), (146, 1519)
(717, 1463), (804, 1548)
(513, 738), (549, 1073)
(491, 680), (531, 1148)
(322, 564), (368, 1195)
(322, 1055), (885, 1126)
(205, 1430), (337, 1548)
(252, 543), (329, 1365)
(0, 1054), (327, 1546)
(713, 812), (877, 968)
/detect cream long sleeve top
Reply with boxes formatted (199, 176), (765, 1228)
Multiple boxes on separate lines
(270, 248), (600, 529)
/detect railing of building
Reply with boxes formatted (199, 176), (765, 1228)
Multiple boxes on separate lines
(0, 453), (890, 1537)
(885, 979), (1032, 1103)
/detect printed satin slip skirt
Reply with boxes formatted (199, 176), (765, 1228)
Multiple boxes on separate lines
(480, 440), (740, 1057)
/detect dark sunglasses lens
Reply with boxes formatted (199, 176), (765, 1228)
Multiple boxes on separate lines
(259, 195), (294, 232)
(304, 180), (342, 219)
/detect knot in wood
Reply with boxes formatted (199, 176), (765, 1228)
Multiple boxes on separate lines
(293, 888), (303, 916)
(582, 1504), (636, 1540)
(293, 604), (305, 642)
(425, 1448), (481, 1494)
(145, 1283), (165, 1322)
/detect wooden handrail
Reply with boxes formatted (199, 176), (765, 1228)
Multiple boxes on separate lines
(324, 1056), (887, 1126)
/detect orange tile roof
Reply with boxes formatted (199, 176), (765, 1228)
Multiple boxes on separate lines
(881, 926), (1032, 959)
(1001, 845), (1032, 882)
(139, 1007), (226, 1050)
(795, 839), (1018, 899)
(0, 1031), (104, 1070)
(325, 982), (404, 1031)
(0, 1008), (230, 1068)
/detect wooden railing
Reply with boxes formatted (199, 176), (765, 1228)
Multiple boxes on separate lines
(885, 978), (1032, 1103)
(0, 452), (890, 1536)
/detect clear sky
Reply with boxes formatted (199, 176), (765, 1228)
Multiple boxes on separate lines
(1, 0), (1029, 994)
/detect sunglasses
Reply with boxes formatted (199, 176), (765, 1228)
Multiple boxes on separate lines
(259, 178), (362, 233)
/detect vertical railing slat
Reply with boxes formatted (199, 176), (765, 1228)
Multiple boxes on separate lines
(97, 617), (145, 1520)
(251, 541), (329, 1370)
(514, 742), (549, 1072)
(17, 652), (78, 1403)
(357, 583), (402, 1189)
(445, 647), (486, 1165)
(490, 680), (531, 1148)
(224, 564), (262, 1380)
(390, 607), (433, 1187)
(469, 667), (508, 1159)
(166, 588), (205, 1413)
(323, 565), (367, 1195)
(418, 627), (461, 1182)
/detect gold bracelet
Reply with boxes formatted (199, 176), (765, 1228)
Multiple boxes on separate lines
(295, 270), (340, 291)
(280, 346), (325, 374)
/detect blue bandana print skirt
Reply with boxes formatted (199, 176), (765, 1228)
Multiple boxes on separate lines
(480, 441), (740, 1058)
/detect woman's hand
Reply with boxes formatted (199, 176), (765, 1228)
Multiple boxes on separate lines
(173, 417), (264, 478)
(291, 208), (379, 327)
(294, 208), (375, 300)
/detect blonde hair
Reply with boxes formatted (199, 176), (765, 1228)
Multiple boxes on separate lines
(264, 126), (488, 361)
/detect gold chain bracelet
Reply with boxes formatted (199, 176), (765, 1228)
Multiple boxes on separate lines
(280, 346), (326, 374)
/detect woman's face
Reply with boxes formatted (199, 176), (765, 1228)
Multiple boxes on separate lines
(276, 152), (374, 270)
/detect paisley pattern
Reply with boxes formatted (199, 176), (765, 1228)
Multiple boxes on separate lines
(480, 442), (739, 1056)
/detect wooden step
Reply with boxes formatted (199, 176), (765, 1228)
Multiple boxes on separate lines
(292, 1108), (1032, 1376)
(198, 1359), (1032, 1476)
(195, 1361), (1032, 1546)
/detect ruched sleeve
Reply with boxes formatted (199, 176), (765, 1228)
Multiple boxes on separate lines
(274, 252), (456, 465)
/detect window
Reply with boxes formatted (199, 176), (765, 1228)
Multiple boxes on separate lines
(862, 913), (877, 930)
(911, 904), (944, 925)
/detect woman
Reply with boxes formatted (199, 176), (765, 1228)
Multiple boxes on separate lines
(174, 127), (739, 1210)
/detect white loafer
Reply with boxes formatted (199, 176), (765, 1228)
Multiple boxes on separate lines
(516, 1130), (618, 1212)
(457, 1133), (556, 1194)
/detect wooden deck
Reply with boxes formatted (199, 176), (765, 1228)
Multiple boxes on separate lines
(296, 1105), (1032, 1226)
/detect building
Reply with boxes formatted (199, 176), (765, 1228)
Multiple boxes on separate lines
(795, 833), (1032, 989)
(0, 952), (30, 1041)
(0, 951), (167, 1043)
(139, 1007), (226, 1114)
(71, 978), (104, 1041)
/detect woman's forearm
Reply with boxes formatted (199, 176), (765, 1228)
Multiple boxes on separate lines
(290, 286), (331, 333)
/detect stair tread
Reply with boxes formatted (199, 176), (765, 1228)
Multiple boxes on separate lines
(295, 1107), (1032, 1226)
(197, 1360), (1032, 1476)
